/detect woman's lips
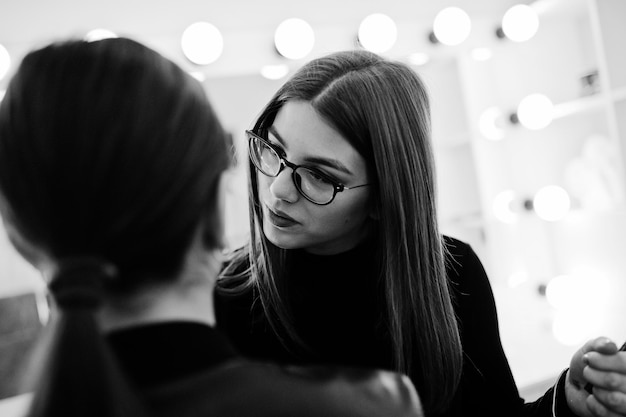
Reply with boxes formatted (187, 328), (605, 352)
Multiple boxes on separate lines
(266, 207), (299, 228)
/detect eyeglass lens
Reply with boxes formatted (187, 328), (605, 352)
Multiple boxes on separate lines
(249, 134), (335, 204)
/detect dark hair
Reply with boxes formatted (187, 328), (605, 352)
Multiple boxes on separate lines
(221, 49), (462, 414)
(0, 37), (229, 416)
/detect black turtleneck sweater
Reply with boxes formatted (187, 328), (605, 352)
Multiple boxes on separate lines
(215, 236), (575, 417)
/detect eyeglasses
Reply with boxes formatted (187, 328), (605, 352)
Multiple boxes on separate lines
(246, 130), (369, 205)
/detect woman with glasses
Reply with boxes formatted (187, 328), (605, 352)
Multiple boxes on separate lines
(216, 49), (626, 417)
(0, 38), (423, 417)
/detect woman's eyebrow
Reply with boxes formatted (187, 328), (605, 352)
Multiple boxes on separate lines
(268, 126), (354, 175)
(268, 126), (287, 147)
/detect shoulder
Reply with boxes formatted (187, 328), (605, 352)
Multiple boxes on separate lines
(159, 360), (424, 417)
(443, 235), (481, 274)
(443, 235), (489, 290)
(442, 235), (499, 324)
(273, 365), (423, 416)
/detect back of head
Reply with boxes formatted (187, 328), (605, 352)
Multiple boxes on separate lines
(0, 37), (229, 416)
(0, 37), (228, 285)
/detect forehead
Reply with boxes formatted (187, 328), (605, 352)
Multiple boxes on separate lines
(271, 101), (364, 168)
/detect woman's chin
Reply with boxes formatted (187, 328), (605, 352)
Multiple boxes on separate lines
(263, 223), (303, 250)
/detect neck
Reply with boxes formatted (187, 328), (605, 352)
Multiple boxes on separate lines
(99, 245), (222, 333)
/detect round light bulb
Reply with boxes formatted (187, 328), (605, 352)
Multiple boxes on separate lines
(502, 4), (539, 42)
(517, 93), (553, 130)
(84, 29), (118, 42)
(479, 106), (506, 140)
(533, 185), (570, 221)
(407, 52), (430, 66)
(188, 71), (206, 82)
(507, 271), (528, 288)
(358, 13), (398, 53)
(261, 64), (289, 80)
(471, 47), (493, 61)
(0, 44), (10, 81)
(545, 275), (582, 310)
(432, 7), (472, 46)
(552, 310), (589, 346)
(181, 22), (224, 65)
(492, 190), (518, 223)
(274, 18), (315, 60)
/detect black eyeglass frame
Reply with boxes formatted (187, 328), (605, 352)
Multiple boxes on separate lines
(246, 130), (369, 206)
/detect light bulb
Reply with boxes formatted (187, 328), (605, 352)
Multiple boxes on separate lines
(181, 22), (224, 65)
(471, 47), (493, 61)
(507, 271), (528, 288)
(189, 71), (206, 82)
(358, 13), (397, 53)
(274, 18), (315, 60)
(545, 275), (583, 310)
(84, 29), (118, 42)
(407, 52), (430, 66)
(432, 7), (472, 46)
(517, 93), (553, 130)
(552, 310), (589, 346)
(261, 64), (289, 80)
(502, 4), (539, 42)
(0, 44), (10, 81)
(493, 190), (518, 223)
(479, 106), (506, 140)
(533, 185), (570, 221)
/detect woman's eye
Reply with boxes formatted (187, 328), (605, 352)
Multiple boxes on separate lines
(309, 170), (334, 184)
(268, 142), (286, 157)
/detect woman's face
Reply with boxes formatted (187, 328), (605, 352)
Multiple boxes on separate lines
(257, 100), (373, 255)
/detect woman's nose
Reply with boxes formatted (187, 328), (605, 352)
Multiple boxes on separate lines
(268, 167), (299, 203)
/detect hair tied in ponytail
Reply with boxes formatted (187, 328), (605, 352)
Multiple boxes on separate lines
(49, 258), (118, 310)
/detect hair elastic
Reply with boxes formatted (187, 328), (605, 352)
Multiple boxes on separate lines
(49, 257), (118, 310)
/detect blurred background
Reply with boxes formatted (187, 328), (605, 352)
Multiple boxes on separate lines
(0, 0), (625, 411)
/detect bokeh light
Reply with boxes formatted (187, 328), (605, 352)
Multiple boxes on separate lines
(502, 4), (540, 42)
(517, 93), (554, 130)
(261, 64), (289, 80)
(181, 22), (224, 65)
(479, 106), (506, 140)
(493, 190), (518, 223)
(274, 18), (315, 60)
(432, 7), (472, 46)
(84, 29), (118, 42)
(358, 13), (398, 53)
(533, 185), (571, 221)
(0, 44), (11, 81)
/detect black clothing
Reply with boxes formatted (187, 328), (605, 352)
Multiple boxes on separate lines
(108, 322), (238, 389)
(215, 236), (576, 417)
(106, 321), (423, 417)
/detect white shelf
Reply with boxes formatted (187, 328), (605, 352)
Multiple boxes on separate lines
(532, 0), (587, 17)
(552, 93), (605, 120)
(551, 86), (626, 121)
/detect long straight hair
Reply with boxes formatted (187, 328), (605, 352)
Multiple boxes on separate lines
(0, 38), (229, 417)
(221, 50), (462, 414)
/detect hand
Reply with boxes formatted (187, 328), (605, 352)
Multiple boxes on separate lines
(583, 339), (626, 416)
(566, 337), (626, 416)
